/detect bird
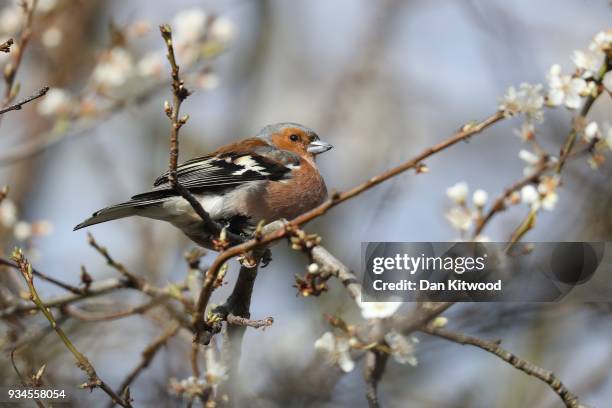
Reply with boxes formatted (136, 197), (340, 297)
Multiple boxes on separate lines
(74, 123), (332, 249)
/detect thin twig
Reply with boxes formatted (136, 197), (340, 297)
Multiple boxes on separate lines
(10, 249), (132, 408)
(0, 86), (49, 115)
(421, 326), (581, 408)
(159, 24), (233, 242)
(226, 314), (273, 328)
(2, 0), (37, 109)
(0, 257), (85, 294)
(10, 350), (46, 408)
(62, 299), (162, 322)
(87, 232), (145, 287)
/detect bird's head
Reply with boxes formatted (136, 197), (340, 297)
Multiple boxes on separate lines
(257, 123), (333, 159)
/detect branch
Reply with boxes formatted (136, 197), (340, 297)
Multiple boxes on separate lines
(421, 326), (581, 408)
(10, 249), (132, 408)
(472, 163), (548, 237)
(226, 313), (273, 328)
(193, 111), (505, 324)
(363, 350), (388, 408)
(0, 256), (85, 295)
(87, 233), (146, 288)
(0, 86), (48, 115)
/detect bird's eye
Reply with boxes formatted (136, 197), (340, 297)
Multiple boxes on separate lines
(289, 134), (299, 142)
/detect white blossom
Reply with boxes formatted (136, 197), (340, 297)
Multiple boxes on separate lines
(546, 64), (586, 109)
(37, 88), (74, 117)
(445, 207), (473, 232)
(31, 220), (53, 237)
(518, 149), (539, 165)
(314, 332), (355, 373)
(357, 299), (402, 319)
(384, 331), (418, 366)
(589, 30), (612, 53)
(540, 192), (558, 211)
(446, 181), (468, 204)
(571, 50), (604, 78)
(93, 47), (134, 88)
(169, 376), (208, 399)
(0, 5), (24, 35)
(173, 8), (207, 43)
(0, 198), (18, 228)
(499, 83), (544, 121)
(13, 221), (32, 241)
(521, 177), (559, 212)
(307, 263), (319, 274)
(195, 72), (220, 90)
(472, 189), (488, 208)
(209, 17), (236, 44)
(584, 121), (600, 142)
(41, 26), (62, 48)
(513, 122), (535, 142)
(137, 52), (165, 79)
(520, 185), (539, 206)
(474, 235), (491, 242)
(537, 176), (560, 212)
(518, 149), (540, 176)
(205, 360), (228, 385)
(37, 0), (57, 13)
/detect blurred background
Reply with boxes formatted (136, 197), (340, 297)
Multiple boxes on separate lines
(0, 0), (611, 406)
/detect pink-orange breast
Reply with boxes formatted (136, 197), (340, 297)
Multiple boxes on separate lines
(256, 160), (327, 221)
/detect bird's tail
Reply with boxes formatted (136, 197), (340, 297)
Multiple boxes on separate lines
(74, 201), (146, 230)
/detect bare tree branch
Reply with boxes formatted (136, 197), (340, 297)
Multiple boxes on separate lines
(421, 326), (581, 408)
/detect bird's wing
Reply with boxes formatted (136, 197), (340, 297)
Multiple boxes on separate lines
(130, 150), (295, 201)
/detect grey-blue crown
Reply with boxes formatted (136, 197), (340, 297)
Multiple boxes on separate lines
(256, 122), (319, 141)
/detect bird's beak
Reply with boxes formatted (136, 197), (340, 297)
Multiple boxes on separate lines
(307, 140), (333, 155)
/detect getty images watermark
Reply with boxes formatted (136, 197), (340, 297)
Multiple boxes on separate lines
(361, 242), (610, 302)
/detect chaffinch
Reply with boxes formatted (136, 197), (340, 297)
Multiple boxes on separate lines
(74, 123), (332, 248)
